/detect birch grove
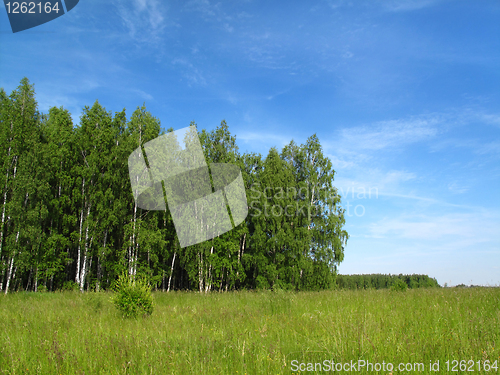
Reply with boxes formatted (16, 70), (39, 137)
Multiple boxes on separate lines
(0, 78), (348, 293)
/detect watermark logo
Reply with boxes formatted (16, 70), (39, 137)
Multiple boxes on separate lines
(128, 125), (248, 248)
(3, 0), (79, 33)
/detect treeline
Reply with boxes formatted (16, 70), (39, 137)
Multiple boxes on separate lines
(0, 78), (348, 293)
(336, 274), (440, 289)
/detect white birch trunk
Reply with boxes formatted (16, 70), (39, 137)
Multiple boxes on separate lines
(4, 256), (14, 294)
(0, 120), (15, 259)
(237, 233), (246, 279)
(167, 251), (176, 292)
(79, 204), (91, 291)
(80, 252), (87, 291)
(129, 122), (142, 277)
(205, 245), (214, 293)
(198, 251), (203, 293)
(34, 267), (38, 292)
(4, 230), (19, 294)
(133, 220), (140, 276)
(11, 266), (17, 291)
(75, 178), (85, 285)
(0, 155), (15, 261)
(131, 200), (137, 276)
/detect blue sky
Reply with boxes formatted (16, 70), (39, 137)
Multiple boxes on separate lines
(1, 0), (499, 286)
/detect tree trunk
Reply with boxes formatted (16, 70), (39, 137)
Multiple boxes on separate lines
(25, 268), (32, 291)
(79, 203), (91, 291)
(0, 121), (17, 262)
(167, 251), (176, 292)
(237, 233), (246, 280)
(130, 200), (138, 276)
(4, 255), (15, 294)
(205, 245), (214, 293)
(0, 157), (16, 261)
(75, 178), (85, 286)
(129, 122), (142, 277)
(4, 216), (21, 294)
(97, 230), (107, 292)
(34, 266), (38, 292)
(133, 220), (140, 276)
(198, 251), (203, 293)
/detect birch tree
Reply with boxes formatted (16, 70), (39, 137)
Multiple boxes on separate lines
(0, 78), (42, 293)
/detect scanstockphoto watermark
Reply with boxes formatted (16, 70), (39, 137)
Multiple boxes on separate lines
(290, 359), (437, 372)
(247, 183), (378, 218)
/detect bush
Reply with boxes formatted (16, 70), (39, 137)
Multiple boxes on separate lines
(111, 273), (154, 318)
(62, 281), (80, 291)
(391, 278), (408, 292)
(37, 285), (48, 293)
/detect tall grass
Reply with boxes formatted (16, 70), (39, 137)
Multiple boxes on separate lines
(1, 288), (498, 374)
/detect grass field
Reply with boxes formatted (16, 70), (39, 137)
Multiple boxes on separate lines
(1, 288), (499, 374)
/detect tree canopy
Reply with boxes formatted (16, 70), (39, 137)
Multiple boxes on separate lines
(0, 78), (348, 293)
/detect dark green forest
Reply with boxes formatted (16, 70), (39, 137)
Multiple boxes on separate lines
(0, 78), (351, 293)
(336, 274), (440, 290)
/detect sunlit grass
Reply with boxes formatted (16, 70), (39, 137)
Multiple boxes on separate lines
(1, 288), (499, 374)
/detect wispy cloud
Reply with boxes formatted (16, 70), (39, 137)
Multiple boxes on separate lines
(171, 58), (207, 86)
(237, 131), (294, 151)
(183, 0), (235, 33)
(130, 88), (153, 101)
(380, 0), (442, 12)
(481, 114), (500, 127)
(334, 169), (416, 199)
(367, 211), (500, 242)
(114, 0), (166, 45)
(338, 117), (439, 151)
(430, 137), (500, 158)
(448, 182), (469, 194)
(323, 115), (442, 179)
(242, 34), (297, 71)
(185, 0), (219, 18)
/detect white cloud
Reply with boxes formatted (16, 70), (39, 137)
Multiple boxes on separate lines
(475, 141), (500, 156)
(381, 0), (441, 12)
(184, 0), (236, 33)
(481, 114), (500, 127)
(185, 0), (217, 18)
(448, 182), (469, 194)
(130, 88), (153, 101)
(237, 131), (292, 149)
(367, 211), (500, 242)
(338, 118), (439, 151)
(334, 169), (416, 200)
(114, 0), (166, 45)
(171, 58), (207, 86)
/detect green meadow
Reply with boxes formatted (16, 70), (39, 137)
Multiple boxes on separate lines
(1, 288), (499, 374)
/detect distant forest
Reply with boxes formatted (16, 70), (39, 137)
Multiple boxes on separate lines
(0, 78), (351, 293)
(336, 274), (440, 289)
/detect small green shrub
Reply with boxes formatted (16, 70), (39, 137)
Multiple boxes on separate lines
(391, 278), (408, 292)
(111, 273), (154, 318)
(62, 281), (80, 291)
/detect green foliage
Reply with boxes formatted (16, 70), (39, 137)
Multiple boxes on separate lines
(37, 285), (48, 293)
(0, 78), (349, 294)
(111, 273), (154, 318)
(337, 274), (440, 290)
(391, 277), (408, 291)
(61, 281), (79, 291)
